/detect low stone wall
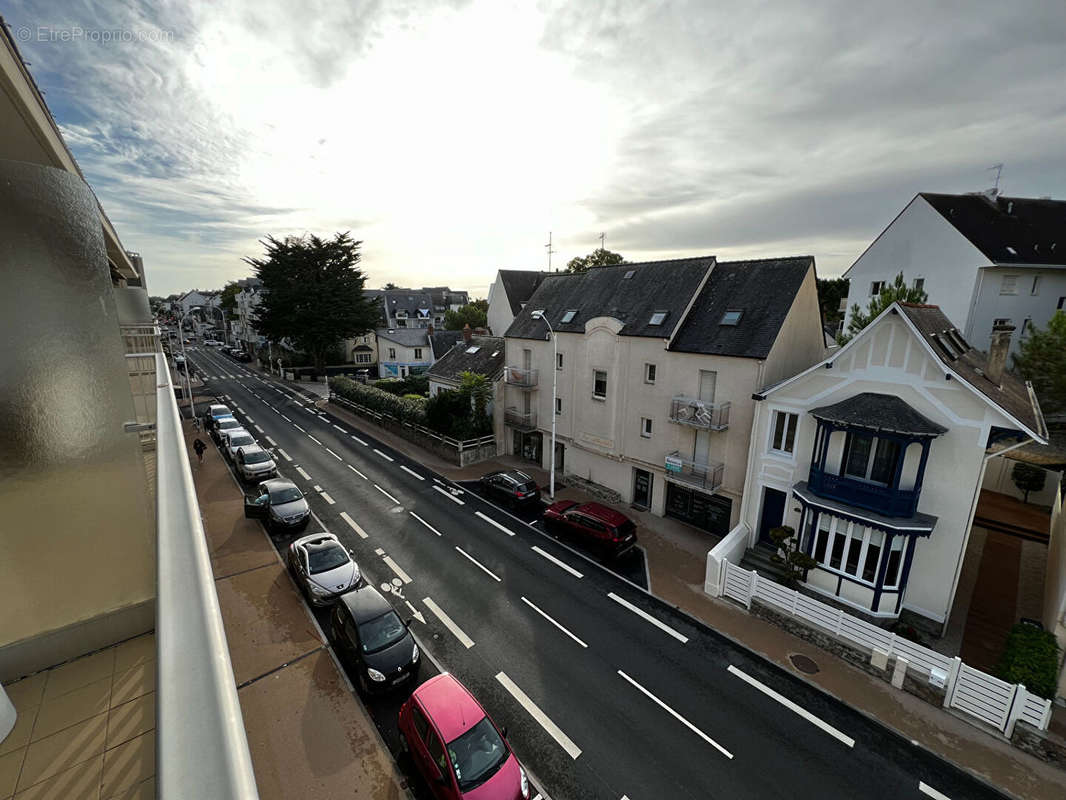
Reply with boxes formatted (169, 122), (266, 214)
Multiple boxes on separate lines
(561, 474), (622, 503)
(1012, 720), (1066, 765)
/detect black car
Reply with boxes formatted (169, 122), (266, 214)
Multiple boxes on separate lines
(330, 584), (419, 694)
(479, 470), (541, 508)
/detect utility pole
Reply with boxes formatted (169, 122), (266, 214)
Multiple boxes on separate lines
(545, 232), (557, 271)
(599, 232), (605, 251)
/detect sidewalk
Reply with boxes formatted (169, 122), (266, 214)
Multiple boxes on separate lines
(322, 397), (1066, 800)
(182, 414), (410, 800)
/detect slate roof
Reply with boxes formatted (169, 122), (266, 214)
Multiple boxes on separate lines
(668, 256), (814, 359)
(421, 287), (469, 310)
(898, 303), (1047, 440)
(920, 192), (1066, 266)
(430, 329), (464, 360)
(505, 258), (714, 340)
(376, 327), (430, 349)
(379, 290), (434, 321)
(810, 393), (948, 437)
(497, 270), (548, 315)
(427, 336), (505, 384)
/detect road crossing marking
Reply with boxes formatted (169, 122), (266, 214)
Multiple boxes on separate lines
(346, 464), (367, 480)
(400, 465), (424, 481)
(374, 484), (401, 505)
(521, 597), (587, 648)
(277, 448), (292, 462)
(454, 546), (500, 582)
(340, 512), (369, 538)
(295, 466), (311, 480)
(531, 546), (584, 578)
(308, 434), (322, 445)
(918, 782), (952, 800)
(410, 512), (442, 536)
(726, 665), (855, 748)
(432, 485), (465, 505)
(496, 672), (581, 760)
(475, 511), (516, 536)
(351, 434), (368, 446)
(325, 447), (343, 461)
(607, 593), (688, 643)
(617, 670), (732, 759)
(423, 597), (474, 648)
(332, 424), (347, 433)
(383, 555), (412, 584)
(373, 448), (394, 462)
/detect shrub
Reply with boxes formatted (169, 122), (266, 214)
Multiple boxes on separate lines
(373, 374), (429, 397)
(330, 376), (426, 425)
(995, 622), (1060, 699)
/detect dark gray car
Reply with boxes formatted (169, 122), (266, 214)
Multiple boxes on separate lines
(244, 478), (310, 531)
(330, 584), (419, 694)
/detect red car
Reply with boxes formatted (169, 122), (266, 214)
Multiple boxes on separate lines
(398, 674), (529, 800)
(542, 500), (637, 558)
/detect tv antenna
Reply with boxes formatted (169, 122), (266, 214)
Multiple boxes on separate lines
(599, 232), (606, 250)
(987, 163), (1004, 194)
(545, 231), (558, 271)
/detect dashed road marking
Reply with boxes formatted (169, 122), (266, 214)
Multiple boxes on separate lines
(320, 492), (336, 505)
(400, 465), (424, 481)
(475, 511), (516, 537)
(454, 546), (501, 582)
(608, 592), (688, 644)
(266, 436), (277, 446)
(308, 434), (322, 445)
(410, 512), (442, 536)
(325, 447), (343, 461)
(521, 597), (588, 648)
(295, 466), (311, 480)
(332, 424), (347, 433)
(496, 672), (581, 760)
(424, 597), (474, 648)
(531, 546), (584, 579)
(432, 485), (465, 505)
(346, 464), (367, 480)
(245, 415), (255, 424)
(374, 484), (400, 505)
(277, 448), (292, 462)
(383, 555), (412, 584)
(253, 425), (264, 433)
(617, 670), (732, 759)
(340, 511), (369, 538)
(351, 434), (368, 446)
(374, 547), (384, 555)
(918, 783), (952, 800)
(373, 448), (394, 462)
(293, 424), (305, 433)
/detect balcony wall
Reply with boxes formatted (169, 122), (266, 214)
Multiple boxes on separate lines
(504, 365), (538, 387)
(669, 396), (730, 431)
(807, 466), (920, 517)
(504, 407), (537, 430)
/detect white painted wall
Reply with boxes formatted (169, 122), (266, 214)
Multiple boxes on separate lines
(486, 275), (514, 337)
(981, 456), (1062, 508)
(968, 266), (1066, 356)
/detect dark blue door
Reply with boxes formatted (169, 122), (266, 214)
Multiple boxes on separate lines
(758, 488), (787, 544)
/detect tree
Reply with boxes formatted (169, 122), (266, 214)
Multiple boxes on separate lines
(565, 247), (625, 273)
(842, 272), (927, 342)
(383, 282), (399, 290)
(246, 232), (380, 372)
(218, 281), (240, 315)
(769, 526), (817, 588)
(1011, 461), (1046, 504)
(1013, 310), (1066, 415)
(459, 370), (492, 421)
(444, 300), (488, 330)
(816, 277), (850, 328)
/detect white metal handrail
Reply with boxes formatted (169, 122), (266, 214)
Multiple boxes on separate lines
(154, 352), (259, 799)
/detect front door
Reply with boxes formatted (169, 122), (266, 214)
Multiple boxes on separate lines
(758, 487), (787, 544)
(554, 442), (565, 473)
(632, 469), (652, 510)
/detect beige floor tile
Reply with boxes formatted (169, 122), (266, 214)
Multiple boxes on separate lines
(12, 754), (102, 800)
(0, 705), (38, 757)
(112, 636), (154, 674)
(109, 664), (154, 709)
(100, 731), (154, 797)
(18, 712), (107, 789)
(42, 650), (115, 703)
(31, 677), (110, 742)
(0, 748), (25, 799)
(105, 695), (154, 749)
(2, 676), (46, 712)
(102, 776), (153, 800)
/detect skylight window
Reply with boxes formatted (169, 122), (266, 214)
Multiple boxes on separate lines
(466, 346), (480, 354)
(491, 351), (499, 357)
(1006, 246), (1017, 255)
(623, 270), (636, 280)
(561, 310), (577, 323)
(720, 310), (743, 326)
(649, 311), (667, 326)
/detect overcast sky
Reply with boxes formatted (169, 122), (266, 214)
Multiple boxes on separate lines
(8, 0), (1066, 296)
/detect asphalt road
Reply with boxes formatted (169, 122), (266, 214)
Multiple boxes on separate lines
(185, 347), (1007, 800)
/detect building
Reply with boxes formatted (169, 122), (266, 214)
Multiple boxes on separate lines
(234, 277), (264, 349)
(736, 302), (1047, 629)
(348, 331), (378, 370)
(177, 289), (212, 317)
(843, 190), (1066, 356)
(426, 334), (506, 417)
(501, 256), (825, 535)
(487, 269), (546, 336)
(422, 286), (470, 321)
(376, 328), (432, 377)
(430, 327), (464, 360)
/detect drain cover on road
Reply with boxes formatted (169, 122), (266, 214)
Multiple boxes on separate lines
(789, 653), (820, 674)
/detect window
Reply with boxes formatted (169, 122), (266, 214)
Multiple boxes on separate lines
(561, 310), (577, 323)
(555, 397), (562, 415)
(623, 270), (636, 280)
(1031, 276), (1041, 295)
(388, 347), (396, 360)
(640, 417), (652, 438)
(1000, 275), (1018, 295)
(1058, 297), (1065, 310)
(355, 353), (372, 364)
(593, 370), (607, 399)
(556, 352), (563, 370)
(913, 277), (925, 292)
(414, 348), (423, 359)
(411, 707), (430, 741)
(993, 317), (1012, 327)
(644, 363), (656, 384)
(465, 346), (480, 354)
(396, 318), (407, 327)
(870, 281), (885, 296)
(720, 310), (743, 326)
(426, 730), (449, 779)
(1021, 318), (1033, 336)
(649, 311), (667, 326)
(770, 411), (798, 454)
(883, 537), (905, 588)
(842, 433), (900, 485)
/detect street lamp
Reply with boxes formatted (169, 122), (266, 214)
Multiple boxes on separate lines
(177, 308), (198, 424)
(530, 309), (557, 500)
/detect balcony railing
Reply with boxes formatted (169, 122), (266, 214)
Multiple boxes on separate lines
(665, 451), (725, 493)
(808, 466), (920, 517)
(154, 352), (260, 799)
(504, 366), (538, 388)
(122, 325), (163, 447)
(504, 407), (537, 430)
(669, 396), (730, 431)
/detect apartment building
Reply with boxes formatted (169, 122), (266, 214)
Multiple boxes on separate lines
(501, 256), (825, 536)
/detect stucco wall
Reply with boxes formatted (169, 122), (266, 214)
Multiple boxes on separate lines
(487, 278), (514, 337)
(968, 266), (1066, 356)
(1044, 488), (1066, 701)
(762, 266), (827, 388)
(982, 456), (1062, 508)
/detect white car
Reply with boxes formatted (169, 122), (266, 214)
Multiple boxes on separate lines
(235, 444), (277, 483)
(222, 429), (255, 461)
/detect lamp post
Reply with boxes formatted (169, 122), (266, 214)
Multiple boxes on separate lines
(177, 308), (198, 423)
(531, 310), (557, 500)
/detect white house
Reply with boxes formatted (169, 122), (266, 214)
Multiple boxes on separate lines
(843, 191), (1066, 356)
(501, 256), (826, 536)
(376, 328), (432, 378)
(177, 289), (211, 317)
(234, 278), (264, 349)
(426, 335), (505, 417)
(736, 302), (1047, 630)
(487, 270), (545, 336)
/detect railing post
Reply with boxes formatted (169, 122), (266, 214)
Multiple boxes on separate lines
(942, 656), (962, 708)
(716, 557), (727, 598)
(747, 571), (757, 609)
(1004, 683), (1025, 737)
(834, 609), (844, 636)
(790, 587), (799, 615)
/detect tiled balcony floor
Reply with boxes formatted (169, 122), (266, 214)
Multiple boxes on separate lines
(1, 634), (155, 800)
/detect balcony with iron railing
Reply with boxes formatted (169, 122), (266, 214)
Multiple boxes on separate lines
(668, 396), (730, 431)
(504, 366), (539, 388)
(664, 451), (725, 493)
(807, 466), (920, 518)
(504, 407), (538, 431)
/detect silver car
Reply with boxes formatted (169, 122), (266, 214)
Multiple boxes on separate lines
(287, 533), (361, 606)
(235, 445), (277, 483)
(222, 429), (255, 461)
(244, 479), (310, 530)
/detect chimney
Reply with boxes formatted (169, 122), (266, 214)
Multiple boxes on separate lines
(427, 324), (434, 336)
(986, 321), (1014, 387)
(462, 323), (472, 344)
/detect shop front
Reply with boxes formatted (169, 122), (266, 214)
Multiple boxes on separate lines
(665, 481), (732, 536)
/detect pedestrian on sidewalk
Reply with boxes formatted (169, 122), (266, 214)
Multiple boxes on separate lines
(193, 437), (206, 464)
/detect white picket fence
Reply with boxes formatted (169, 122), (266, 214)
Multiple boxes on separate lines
(719, 560), (1053, 736)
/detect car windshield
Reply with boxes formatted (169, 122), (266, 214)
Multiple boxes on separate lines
(243, 450), (272, 464)
(516, 482), (536, 493)
(307, 544), (348, 574)
(358, 611), (406, 654)
(269, 487), (303, 504)
(218, 419), (240, 429)
(229, 434), (254, 447)
(447, 717), (508, 791)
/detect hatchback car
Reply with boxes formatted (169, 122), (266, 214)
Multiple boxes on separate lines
(543, 500), (637, 558)
(210, 415), (243, 444)
(222, 429), (255, 461)
(235, 444), (277, 483)
(173, 354), (186, 367)
(399, 674), (529, 800)
(330, 584), (418, 693)
(244, 479), (310, 530)
(478, 470), (541, 508)
(204, 404), (232, 431)
(288, 532), (360, 606)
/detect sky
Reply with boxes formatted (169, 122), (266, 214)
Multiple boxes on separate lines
(7, 0), (1066, 297)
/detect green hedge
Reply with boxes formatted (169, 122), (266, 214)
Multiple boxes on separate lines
(373, 374), (429, 397)
(330, 376), (427, 425)
(995, 623), (1060, 699)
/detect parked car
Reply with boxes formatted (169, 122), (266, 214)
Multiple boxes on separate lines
(210, 416), (243, 444)
(204, 404), (232, 431)
(235, 444), (277, 483)
(204, 338), (222, 346)
(244, 479), (310, 530)
(478, 470), (541, 508)
(173, 354), (186, 367)
(222, 429), (255, 461)
(398, 673), (528, 799)
(330, 584), (419, 693)
(287, 532), (361, 606)
(542, 500), (637, 558)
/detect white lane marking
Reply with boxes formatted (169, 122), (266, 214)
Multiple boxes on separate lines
(410, 512), (442, 536)
(608, 592), (688, 644)
(253, 425), (264, 433)
(245, 415), (255, 424)
(400, 465), (425, 481)
(521, 597), (588, 648)
(295, 466), (311, 480)
(320, 492), (336, 505)
(277, 448), (292, 462)
(423, 597), (474, 648)
(340, 512), (369, 539)
(496, 672), (581, 760)
(281, 414), (291, 422)
(918, 782), (952, 800)
(374, 547), (385, 555)
(332, 424), (347, 433)
(308, 434), (322, 445)
(351, 434), (368, 446)
(266, 436), (277, 446)
(383, 555), (412, 584)
(475, 510), (516, 537)
(374, 484), (401, 505)
(346, 463), (367, 480)
(313, 485), (322, 492)
(373, 448), (394, 462)
(454, 546), (501, 582)
(236, 406), (245, 414)
(726, 665), (855, 747)
(325, 447), (343, 461)
(617, 670), (732, 759)
(433, 485), (465, 505)
(532, 546), (584, 578)
(405, 600), (426, 624)
(293, 424), (305, 432)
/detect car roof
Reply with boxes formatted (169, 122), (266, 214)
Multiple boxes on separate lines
(209, 405), (231, 414)
(225, 430), (253, 442)
(217, 416), (240, 424)
(338, 584), (393, 623)
(577, 502), (630, 526)
(238, 444), (269, 457)
(261, 478), (296, 492)
(414, 674), (486, 742)
(292, 531), (340, 549)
